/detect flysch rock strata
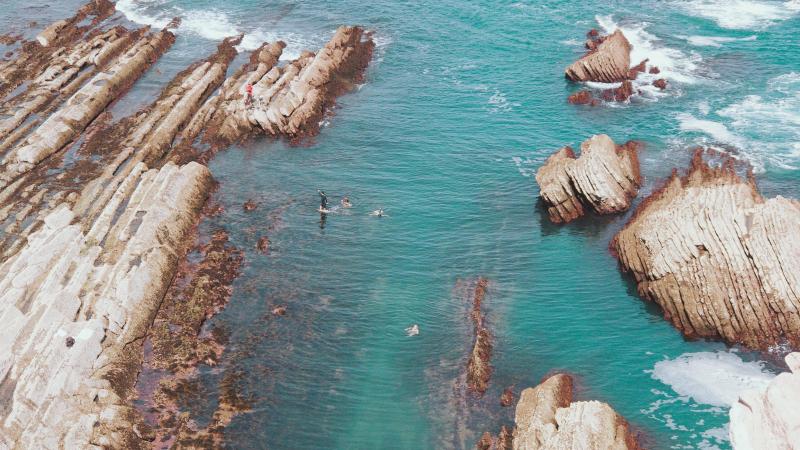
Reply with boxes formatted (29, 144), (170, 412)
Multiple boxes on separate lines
(730, 352), (800, 449)
(535, 134), (641, 224)
(565, 30), (631, 83)
(0, 2), (373, 445)
(188, 25), (374, 148)
(612, 149), (800, 350)
(512, 373), (641, 450)
(467, 277), (493, 395)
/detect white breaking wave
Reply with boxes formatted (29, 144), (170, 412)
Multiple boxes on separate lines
(596, 15), (701, 86)
(673, 0), (800, 29)
(650, 351), (776, 407)
(116, 0), (327, 59)
(678, 34), (757, 48)
(676, 72), (800, 172)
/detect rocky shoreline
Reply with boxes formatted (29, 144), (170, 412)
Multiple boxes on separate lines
(0, 2), (373, 447)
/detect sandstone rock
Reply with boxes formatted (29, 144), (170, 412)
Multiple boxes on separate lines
(612, 149), (800, 349)
(535, 134), (642, 223)
(627, 59), (648, 80)
(567, 90), (597, 106)
(565, 30), (631, 83)
(648, 66), (660, 74)
(199, 26), (374, 145)
(512, 373), (639, 450)
(730, 352), (800, 449)
(600, 80), (634, 102)
(244, 199), (258, 211)
(652, 78), (667, 90)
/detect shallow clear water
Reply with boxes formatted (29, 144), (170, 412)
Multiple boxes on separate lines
(4, 0), (800, 448)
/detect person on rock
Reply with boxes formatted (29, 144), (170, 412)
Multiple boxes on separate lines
(245, 82), (254, 107)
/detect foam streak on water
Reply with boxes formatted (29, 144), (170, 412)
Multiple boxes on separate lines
(673, 0), (800, 30)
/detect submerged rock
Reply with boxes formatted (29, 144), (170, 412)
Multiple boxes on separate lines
(535, 134), (642, 223)
(512, 373), (640, 450)
(612, 149), (800, 349)
(567, 90), (598, 106)
(599, 80), (635, 102)
(730, 352), (800, 449)
(565, 30), (631, 83)
(467, 277), (493, 395)
(501, 386), (515, 407)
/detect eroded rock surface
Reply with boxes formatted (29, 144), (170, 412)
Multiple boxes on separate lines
(730, 352), (800, 449)
(612, 149), (800, 350)
(512, 373), (640, 450)
(565, 30), (631, 83)
(535, 134), (641, 223)
(467, 277), (493, 395)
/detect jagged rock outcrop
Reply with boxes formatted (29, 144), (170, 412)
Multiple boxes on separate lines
(512, 373), (640, 450)
(191, 25), (374, 147)
(467, 277), (493, 395)
(612, 149), (800, 350)
(730, 352), (800, 449)
(565, 30), (631, 83)
(535, 134), (641, 223)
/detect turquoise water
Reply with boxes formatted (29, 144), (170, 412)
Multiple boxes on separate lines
(5, 0), (800, 448)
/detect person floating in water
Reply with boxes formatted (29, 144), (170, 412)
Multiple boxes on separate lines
(318, 189), (328, 212)
(341, 196), (352, 208)
(245, 83), (254, 107)
(370, 208), (386, 217)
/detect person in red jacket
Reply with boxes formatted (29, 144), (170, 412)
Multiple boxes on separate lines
(245, 83), (254, 106)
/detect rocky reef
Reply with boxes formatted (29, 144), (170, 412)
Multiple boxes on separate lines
(535, 134), (641, 224)
(512, 373), (640, 450)
(730, 352), (800, 449)
(467, 277), (493, 395)
(0, 2), (373, 447)
(612, 149), (800, 350)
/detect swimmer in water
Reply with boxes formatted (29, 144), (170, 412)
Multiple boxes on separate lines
(370, 208), (386, 217)
(405, 324), (419, 337)
(341, 196), (352, 208)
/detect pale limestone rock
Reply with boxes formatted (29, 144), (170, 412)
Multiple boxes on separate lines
(612, 149), (800, 349)
(535, 134), (641, 223)
(730, 352), (800, 449)
(565, 30), (631, 83)
(0, 162), (211, 449)
(202, 26), (374, 144)
(512, 373), (639, 450)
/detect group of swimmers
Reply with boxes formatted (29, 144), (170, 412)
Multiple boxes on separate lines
(318, 190), (384, 217)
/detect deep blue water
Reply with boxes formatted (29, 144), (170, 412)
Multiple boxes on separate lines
(4, 0), (800, 448)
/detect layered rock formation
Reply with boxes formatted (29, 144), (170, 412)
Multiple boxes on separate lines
(565, 30), (631, 83)
(535, 134), (641, 223)
(730, 352), (800, 449)
(185, 25), (374, 148)
(612, 149), (800, 349)
(512, 373), (640, 450)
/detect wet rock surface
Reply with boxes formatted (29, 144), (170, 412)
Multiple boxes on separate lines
(512, 373), (641, 450)
(535, 134), (642, 224)
(467, 277), (493, 395)
(730, 352), (800, 449)
(612, 149), (800, 350)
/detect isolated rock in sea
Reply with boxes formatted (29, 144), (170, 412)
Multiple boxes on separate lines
(535, 134), (642, 223)
(612, 149), (800, 349)
(512, 373), (640, 450)
(501, 386), (515, 407)
(599, 80), (635, 102)
(730, 352), (800, 449)
(567, 90), (597, 106)
(652, 78), (667, 90)
(565, 30), (631, 83)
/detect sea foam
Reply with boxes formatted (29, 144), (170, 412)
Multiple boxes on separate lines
(677, 72), (800, 172)
(116, 0), (325, 59)
(674, 0), (800, 29)
(650, 351), (775, 407)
